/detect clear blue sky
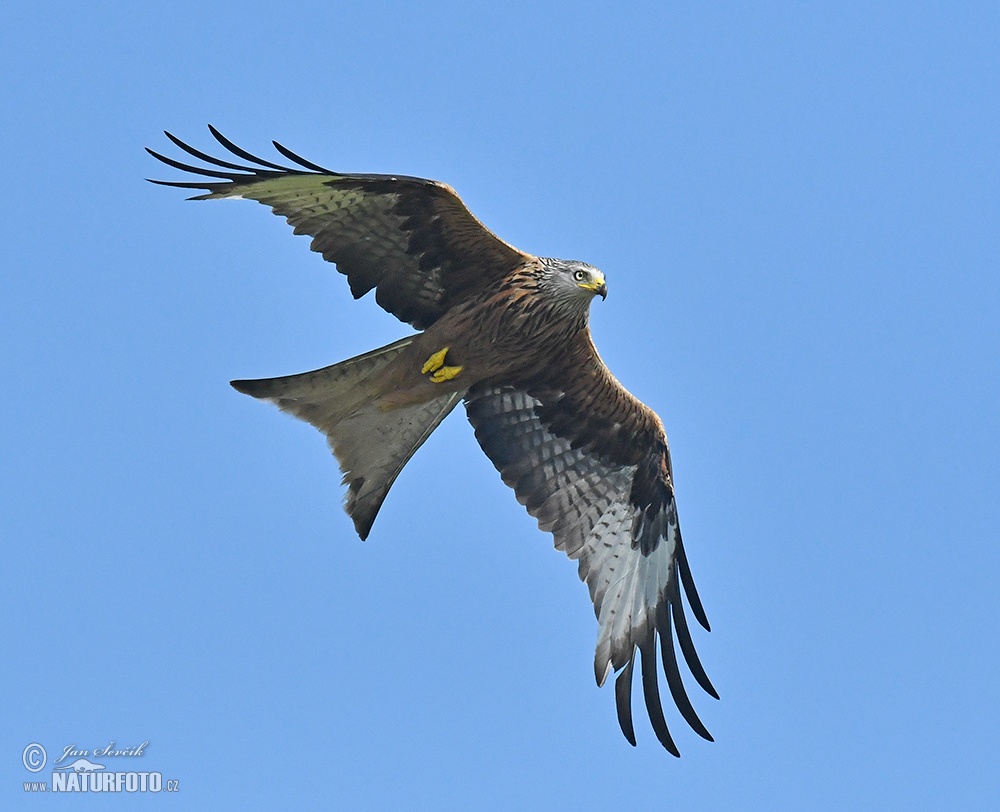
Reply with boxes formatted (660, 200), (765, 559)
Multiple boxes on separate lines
(2, 2), (998, 809)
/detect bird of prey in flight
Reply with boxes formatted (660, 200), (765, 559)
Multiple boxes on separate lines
(148, 127), (718, 754)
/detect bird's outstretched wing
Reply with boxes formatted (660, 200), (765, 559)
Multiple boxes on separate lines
(147, 126), (531, 329)
(464, 336), (717, 754)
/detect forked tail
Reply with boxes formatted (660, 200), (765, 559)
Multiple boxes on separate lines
(232, 337), (463, 538)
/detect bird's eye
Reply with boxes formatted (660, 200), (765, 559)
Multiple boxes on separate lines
(573, 270), (587, 282)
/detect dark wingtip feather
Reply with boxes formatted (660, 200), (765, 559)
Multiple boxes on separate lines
(146, 178), (197, 187)
(676, 538), (711, 631)
(614, 657), (637, 746)
(144, 147), (241, 180)
(656, 602), (714, 741)
(639, 638), (681, 756)
(668, 578), (720, 700)
(164, 130), (260, 173)
(272, 140), (337, 174)
(208, 125), (295, 172)
(144, 178), (218, 200)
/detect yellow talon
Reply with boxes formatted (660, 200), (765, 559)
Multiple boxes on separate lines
(421, 346), (450, 375)
(430, 365), (463, 383)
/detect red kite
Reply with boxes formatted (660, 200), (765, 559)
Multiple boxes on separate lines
(149, 128), (717, 754)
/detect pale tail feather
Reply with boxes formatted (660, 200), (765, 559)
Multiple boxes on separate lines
(231, 337), (463, 539)
(231, 336), (415, 424)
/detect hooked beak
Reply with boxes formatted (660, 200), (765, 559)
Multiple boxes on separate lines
(579, 272), (608, 300)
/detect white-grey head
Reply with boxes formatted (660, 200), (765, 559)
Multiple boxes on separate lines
(538, 258), (608, 315)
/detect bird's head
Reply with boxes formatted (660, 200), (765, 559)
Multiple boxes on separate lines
(540, 258), (608, 311)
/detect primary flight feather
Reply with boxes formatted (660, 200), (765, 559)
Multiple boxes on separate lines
(148, 126), (717, 754)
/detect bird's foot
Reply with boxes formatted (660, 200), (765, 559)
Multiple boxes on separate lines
(421, 346), (450, 374)
(430, 365), (463, 383)
(421, 347), (463, 383)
